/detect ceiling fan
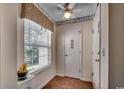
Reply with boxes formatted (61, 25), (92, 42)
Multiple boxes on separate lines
(56, 3), (81, 19)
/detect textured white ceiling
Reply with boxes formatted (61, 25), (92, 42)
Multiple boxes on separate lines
(38, 3), (97, 22)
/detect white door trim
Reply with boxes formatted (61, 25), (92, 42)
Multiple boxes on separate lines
(92, 4), (100, 89)
(92, 3), (109, 89)
(63, 26), (82, 80)
(100, 3), (109, 89)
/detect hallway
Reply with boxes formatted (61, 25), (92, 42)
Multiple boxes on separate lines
(43, 76), (93, 89)
(0, 3), (109, 89)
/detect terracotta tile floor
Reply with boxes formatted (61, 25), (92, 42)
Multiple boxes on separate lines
(43, 76), (94, 89)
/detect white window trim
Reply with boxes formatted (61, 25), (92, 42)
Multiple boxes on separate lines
(29, 64), (51, 75)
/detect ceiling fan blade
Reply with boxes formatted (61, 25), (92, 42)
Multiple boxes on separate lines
(73, 9), (81, 13)
(56, 12), (63, 15)
(71, 14), (75, 19)
(68, 3), (76, 10)
(57, 4), (65, 10)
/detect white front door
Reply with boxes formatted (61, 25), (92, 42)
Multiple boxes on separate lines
(92, 5), (100, 88)
(64, 29), (81, 79)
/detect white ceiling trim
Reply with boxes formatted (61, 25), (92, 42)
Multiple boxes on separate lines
(56, 15), (94, 25)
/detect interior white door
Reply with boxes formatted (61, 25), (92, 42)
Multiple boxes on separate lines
(92, 5), (100, 88)
(64, 29), (81, 79)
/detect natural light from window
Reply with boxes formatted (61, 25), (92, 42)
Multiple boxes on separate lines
(24, 18), (51, 73)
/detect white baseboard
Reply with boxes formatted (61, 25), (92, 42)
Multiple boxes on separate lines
(81, 77), (92, 82)
(56, 73), (64, 77)
(92, 80), (96, 89)
(37, 74), (56, 89)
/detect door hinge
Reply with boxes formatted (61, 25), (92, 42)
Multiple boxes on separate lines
(78, 30), (81, 34)
(92, 72), (94, 76)
(92, 29), (94, 34)
(98, 21), (100, 33)
(79, 69), (81, 72)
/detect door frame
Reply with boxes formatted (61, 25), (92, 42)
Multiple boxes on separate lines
(92, 4), (101, 89)
(99, 3), (101, 89)
(100, 3), (109, 89)
(92, 3), (109, 89)
(63, 26), (82, 80)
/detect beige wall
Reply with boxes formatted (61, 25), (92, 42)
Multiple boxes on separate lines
(0, 4), (18, 88)
(82, 20), (93, 81)
(17, 4), (56, 88)
(0, 4), (2, 88)
(56, 20), (93, 82)
(109, 4), (124, 88)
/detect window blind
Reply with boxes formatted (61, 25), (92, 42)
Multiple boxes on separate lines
(24, 18), (51, 71)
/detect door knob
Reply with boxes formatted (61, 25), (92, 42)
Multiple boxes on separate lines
(97, 52), (100, 55)
(65, 54), (68, 56)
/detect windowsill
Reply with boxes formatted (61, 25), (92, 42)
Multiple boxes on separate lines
(28, 64), (51, 75)
(17, 74), (35, 86)
(17, 65), (50, 87)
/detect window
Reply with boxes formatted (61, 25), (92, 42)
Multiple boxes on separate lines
(24, 19), (51, 72)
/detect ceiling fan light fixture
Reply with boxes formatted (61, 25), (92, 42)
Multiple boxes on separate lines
(64, 11), (71, 19)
